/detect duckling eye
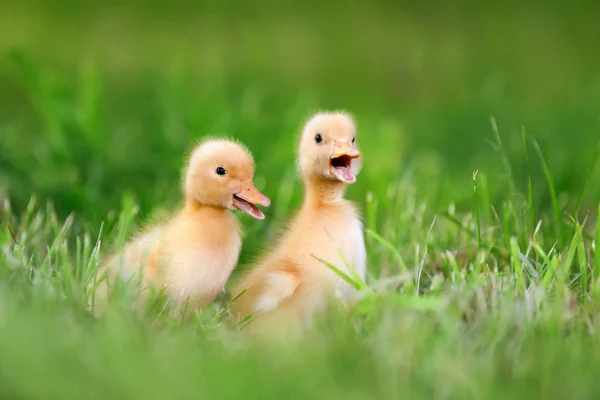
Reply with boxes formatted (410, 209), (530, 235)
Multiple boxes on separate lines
(315, 133), (323, 144)
(352, 137), (355, 144)
(216, 167), (227, 176)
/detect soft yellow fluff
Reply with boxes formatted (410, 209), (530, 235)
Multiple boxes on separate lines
(231, 112), (366, 333)
(91, 139), (270, 317)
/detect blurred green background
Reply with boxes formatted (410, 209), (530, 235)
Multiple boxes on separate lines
(1, 1), (599, 229)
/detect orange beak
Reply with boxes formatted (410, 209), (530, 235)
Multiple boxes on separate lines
(329, 141), (361, 184)
(232, 181), (270, 220)
(331, 141), (361, 160)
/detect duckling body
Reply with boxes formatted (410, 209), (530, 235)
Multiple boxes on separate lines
(231, 112), (366, 329)
(91, 139), (270, 315)
(159, 203), (242, 309)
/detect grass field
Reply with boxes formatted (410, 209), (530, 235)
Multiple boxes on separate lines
(1, 2), (600, 398)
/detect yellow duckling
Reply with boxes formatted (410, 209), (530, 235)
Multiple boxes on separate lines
(91, 138), (270, 315)
(230, 111), (366, 330)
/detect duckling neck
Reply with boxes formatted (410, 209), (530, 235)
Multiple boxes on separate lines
(183, 199), (229, 216)
(303, 177), (347, 206)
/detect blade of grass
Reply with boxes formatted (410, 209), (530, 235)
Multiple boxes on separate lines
(387, 294), (446, 311)
(509, 237), (526, 292)
(522, 127), (536, 235)
(595, 204), (600, 282)
(560, 223), (584, 284)
(473, 170), (482, 249)
(530, 241), (552, 289)
(416, 216), (436, 296)
(312, 254), (365, 291)
(3, 199), (17, 245)
(365, 228), (408, 273)
(577, 225), (588, 294)
(531, 138), (562, 244)
(443, 251), (462, 281)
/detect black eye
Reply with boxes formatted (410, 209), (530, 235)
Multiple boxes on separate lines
(315, 133), (323, 144)
(352, 137), (355, 143)
(216, 167), (226, 176)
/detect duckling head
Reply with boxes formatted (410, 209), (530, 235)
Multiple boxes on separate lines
(298, 112), (361, 184)
(184, 139), (270, 219)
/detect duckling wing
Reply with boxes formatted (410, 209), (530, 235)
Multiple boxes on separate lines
(252, 271), (299, 314)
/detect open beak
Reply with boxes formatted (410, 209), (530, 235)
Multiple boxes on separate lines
(329, 141), (361, 184)
(232, 181), (271, 220)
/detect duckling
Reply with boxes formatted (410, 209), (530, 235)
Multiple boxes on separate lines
(91, 138), (270, 315)
(230, 112), (366, 330)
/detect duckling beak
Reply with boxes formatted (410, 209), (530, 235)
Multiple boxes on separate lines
(232, 182), (271, 220)
(330, 141), (361, 184)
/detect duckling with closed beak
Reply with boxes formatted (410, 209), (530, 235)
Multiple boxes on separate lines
(230, 112), (366, 330)
(91, 138), (270, 316)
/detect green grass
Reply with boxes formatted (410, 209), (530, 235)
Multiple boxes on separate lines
(1, 2), (600, 398)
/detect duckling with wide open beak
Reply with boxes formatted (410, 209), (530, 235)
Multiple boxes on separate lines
(329, 140), (361, 184)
